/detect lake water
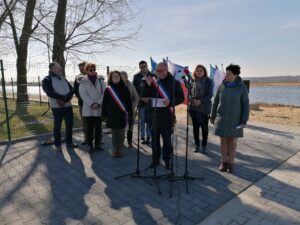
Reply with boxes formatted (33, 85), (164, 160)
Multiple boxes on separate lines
(249, 86), (300, 107)
(2, 85), (300, 107)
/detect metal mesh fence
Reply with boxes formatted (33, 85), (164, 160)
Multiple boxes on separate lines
(0, 60), (139, 142)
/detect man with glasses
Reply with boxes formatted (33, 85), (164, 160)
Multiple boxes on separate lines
(42, 62), (77, 151)
(142, 62), (184, 169)
(133, 60), (154, 145)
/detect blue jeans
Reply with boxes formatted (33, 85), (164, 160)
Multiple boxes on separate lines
(139, 107), (151, 139)
(51, 107), (73, 146)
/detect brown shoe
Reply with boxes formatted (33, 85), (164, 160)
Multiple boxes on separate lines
(227, 163), (234, 173)
(117, 151), (125, 158)
(219, 162), (228, 172)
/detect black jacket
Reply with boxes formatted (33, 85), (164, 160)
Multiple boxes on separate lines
(74, 74), (85, 106)
(133, 71), (155, 107)
(102, 81), (133, 129)
(141, 73), (184, 127)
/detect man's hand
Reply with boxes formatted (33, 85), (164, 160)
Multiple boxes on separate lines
(192, 99), (201, 107)
(140, 97), (149, 103)
(91, 103), (100, 110)
(56, 99), (65, 107)
(163, 99), (170, 106)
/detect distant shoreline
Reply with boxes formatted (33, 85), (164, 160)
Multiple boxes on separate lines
(250, 82), (300, 87)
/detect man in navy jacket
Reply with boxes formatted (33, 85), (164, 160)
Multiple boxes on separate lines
(42, 62), (76, 151)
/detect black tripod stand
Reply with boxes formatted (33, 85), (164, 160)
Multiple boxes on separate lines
(154, 76), (204, 197)
(114, 104), (162, 194)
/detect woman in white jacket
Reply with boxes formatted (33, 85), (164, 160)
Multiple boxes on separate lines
(79, 63), (106, 153)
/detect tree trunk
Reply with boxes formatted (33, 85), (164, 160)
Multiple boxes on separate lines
(15, 0), (37, 102)
(52, 0), (67, 75)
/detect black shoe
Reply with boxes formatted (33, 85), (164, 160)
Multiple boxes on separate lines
(67, 143), (78, 148)
(194, 145), (200, 153)
(88, 146), (95, 154)
(128, 143), (133, 148)
(141, 137), (146, 144)
(165, 163), (171, 170)
(202, 146), (207, 153)
(145, 137), (151, 145)
(95, 145), (104, 151)
(148, 161), (159, 168)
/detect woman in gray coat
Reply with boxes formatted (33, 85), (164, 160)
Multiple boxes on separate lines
(189, 65), (213, 153)
(211, 64), (249, 173)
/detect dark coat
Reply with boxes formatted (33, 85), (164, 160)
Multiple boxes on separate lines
(102, 81), (133, 129)
(132, 71), (155, 107)
(141, 73), (184, 128)
(189, 76), (213, 122)
(211, 76), (249, 137)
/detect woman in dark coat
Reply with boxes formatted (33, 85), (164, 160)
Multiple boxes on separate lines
(189, 65), (213, 153)
(211, 64), (249, 173)
(102, 71), (133, 157)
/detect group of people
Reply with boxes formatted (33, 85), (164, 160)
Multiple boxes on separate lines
(42, 60), (249, 173)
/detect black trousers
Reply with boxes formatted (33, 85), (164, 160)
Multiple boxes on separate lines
(52, 107), (73, 147)
(151, 125), (172, 165)
(191, 113), (209, 147)
(85, 116), (102, 147)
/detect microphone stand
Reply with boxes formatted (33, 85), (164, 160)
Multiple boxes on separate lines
(114, 105), (146, 179)
(114, 78), (162, 195)
(157, 76), (204, 196)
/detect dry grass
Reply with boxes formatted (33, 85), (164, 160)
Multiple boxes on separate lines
(175, 103), (300, 127)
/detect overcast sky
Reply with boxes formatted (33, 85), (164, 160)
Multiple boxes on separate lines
(100, 0), (300, 77)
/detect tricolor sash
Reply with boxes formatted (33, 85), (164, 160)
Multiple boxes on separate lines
(150, 77), (170, 101)
(149, 76), (172, 112)
(106, 86), (128, 124)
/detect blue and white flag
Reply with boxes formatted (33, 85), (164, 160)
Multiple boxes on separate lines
(150, 57), (157, 73)
(210, 65), (225, 96)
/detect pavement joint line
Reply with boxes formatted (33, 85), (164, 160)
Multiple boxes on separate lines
(196, 147), (300, 223)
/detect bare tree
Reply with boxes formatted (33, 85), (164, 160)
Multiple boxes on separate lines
(3, 0), (45, 102)
(43, 0), (140, 72)
(0, 0), (18, 30)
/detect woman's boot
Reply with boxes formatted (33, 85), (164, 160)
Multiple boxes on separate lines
(219, 162), (228, 172)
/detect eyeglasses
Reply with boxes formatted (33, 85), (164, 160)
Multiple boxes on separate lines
(89, 68), (96, 72)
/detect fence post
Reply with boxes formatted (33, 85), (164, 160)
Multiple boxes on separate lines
(0, 60), (11, 142)
(11, 77), (15, 99)
(38, 76), (42, 105)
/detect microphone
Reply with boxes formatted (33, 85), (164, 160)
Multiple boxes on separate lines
(181, 75), (192, 89)
(183, 68), (193, 82)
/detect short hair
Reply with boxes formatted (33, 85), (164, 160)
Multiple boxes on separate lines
(49, 62), (60, 70)
(139, 60), (147, 66)
(84, 63), (96, 71)
(226, 64), (241, 76)
(120, 71), (128, 78)
(78, 61), (87, 67)
(156, 62), (168, 69)
(192, 64), (208, 78)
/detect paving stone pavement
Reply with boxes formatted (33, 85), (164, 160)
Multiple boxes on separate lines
(0, 121), (299, 225)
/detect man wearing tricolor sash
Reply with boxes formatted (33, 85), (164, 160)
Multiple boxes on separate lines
(141, 62), (184, 169)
